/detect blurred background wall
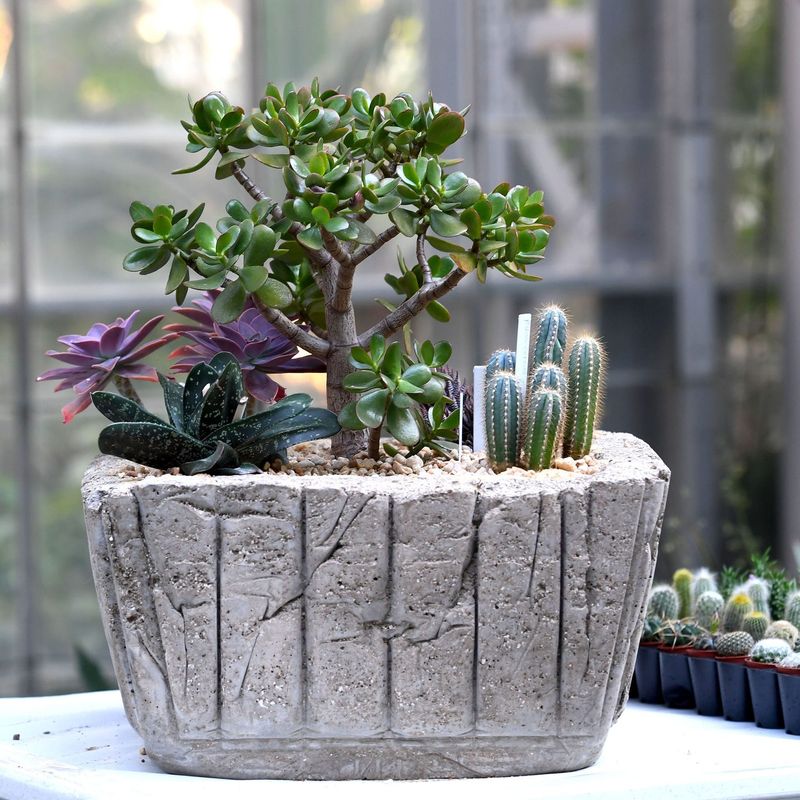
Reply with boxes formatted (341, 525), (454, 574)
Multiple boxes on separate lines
(0, 0), (794, 695)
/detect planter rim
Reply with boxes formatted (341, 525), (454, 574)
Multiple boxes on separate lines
(715, 654), (748, 663)
(744, 658), (779, 671)
(658, 644), (692, 653)
(775, 666), (800, 676)
(639, 640), (660, 648)
(685, 648), (716, 659)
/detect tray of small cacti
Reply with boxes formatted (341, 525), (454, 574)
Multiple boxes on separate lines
(634, 552), (800, 734)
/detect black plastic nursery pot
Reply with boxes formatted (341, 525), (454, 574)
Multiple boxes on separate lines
(634, 642), (662, 704)
(776, 668), (800, 736)
(745, 660), (784, 730)
(687, 649), (722, 717)
(658, 646), (695, 709)
(716, 656), (754, 722)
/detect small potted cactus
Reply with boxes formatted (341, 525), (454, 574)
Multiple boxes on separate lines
(657, 617), (702, 709)
(41, 79), (671, 780)
(714, 630), (756, 722)
(776, 652), (800, 736)
(745, 638), (793, 729)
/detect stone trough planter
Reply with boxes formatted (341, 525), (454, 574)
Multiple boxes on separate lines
(82, 431), (669, 780)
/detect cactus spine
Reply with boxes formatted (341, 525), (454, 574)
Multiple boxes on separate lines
(743, 611), (769, 642)
(673, 568), (693, 619)
(647, 585), (679, 621)
(691, 568), (717, 607)
(528, 361), (567, 400)
(695, 590), (724, 631)
(520, 388), (563, 470)
(531, 305), (568, 367)
(749, 638), (792, 664)
(486, 349), (515, 383)
(485, 371), (520, 470)
(764, 620), (799, 649)
(716, 631), (755, 657)
(743, 577), (771, 620)
(785, 590), (800, 630)
(563, 336), (604, 459)
(722, 592), (754, 632)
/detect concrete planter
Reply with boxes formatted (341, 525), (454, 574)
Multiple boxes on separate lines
(82, 431), (669, 780)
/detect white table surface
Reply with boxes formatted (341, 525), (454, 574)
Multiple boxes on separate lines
(0, 691), (798, 800)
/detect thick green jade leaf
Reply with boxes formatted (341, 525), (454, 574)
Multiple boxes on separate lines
(123, 245), (164, 272)
(338, 400), (366, 431)
(251, 153), (290, 168)
(401, 363), (432, 387)
(429, 210), (468, 237)
(343, 370), (381, 391)
(382, 342), (403, 380)
(180, 440), (240, 475)
(91, 392), (169, 426)
(98, 422), (209, 470)
(356, 389), (390, 428)
(297, 226), (323, 250)
(212, 280), (247, 323)
(426, 111), (465, 151)
(390, 208), (417, 237)
(244, 225), (277, 266)
(426, 300), (450, 322)
(158, 374), (185, 430)
(239, 264), (268, 292)
(386, 404), (420, 445)
(255, 278), (292, 309)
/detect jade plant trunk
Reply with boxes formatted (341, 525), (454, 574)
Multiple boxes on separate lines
(82, 431), (669, 780)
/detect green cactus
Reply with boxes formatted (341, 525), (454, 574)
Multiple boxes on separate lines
(485, 370), (521, 470)
(715, 631), (755, 657)
(528, 361), (567, 400)
(785, 590), (800, 630)
(563, 336), (604, 459)
(659, 620), (702, 648)
(647, 584), (679, 621)
(695, 590), (724, 631)
(691, 568), (717, 607)
(743, 611), (769, 642)
(519, 388), (563, 471)
(673, 568), (693, 619)
(764, 620), (799, 648)
(743, 577), (771, 620)
(640, 616), (661, 644)
(749, 637), (792, 664)
(531, 305), (568, 368)
(486, 349), (515, 383)
(722, 592), (754, 633)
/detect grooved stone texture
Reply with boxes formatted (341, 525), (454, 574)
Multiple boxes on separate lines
(82, 431), (669, 780)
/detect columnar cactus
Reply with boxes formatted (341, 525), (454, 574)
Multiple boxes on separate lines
(485, 371), (520, 470)
(563, 336), (604, 459)
(673, 568), (693, 619)
(486, 349), (516, 383)
(785, 590), (800, 630)
(692, 568), (717, 605)
(749, 638), (792, 664)
(715, 631), (755, 657)
(530, 305), (567, 368)
(695, 590), (724, 631)
(743, 577), (771, 620)
(743, 611), (769, 642)
(647, 585), (679, 621)
(764, 620), (799, 648)
(528, 361), (567, 400)
(722, 592), (754, 633)
(519, 388), (563, 471)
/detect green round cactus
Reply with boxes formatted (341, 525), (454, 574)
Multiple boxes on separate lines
(485, 370), (520, 471)
(722, 592), (754, 633)
(715, 630), (755, 657)
(779, 652), (800, 670)
(563, 336), (604, 459)
(640, 616), (661, 644)
(486, 349), (516, 384)
(749, 637), (792, 664)
(673, 568), (693, 619)
(647, 584), (679, 621)
(695, 590), (724, 631)
(519, 388), (563, 471)
(528, 361), (567, 400)
(531, 305), (568, 368)
(691, 568), (717, 607)
(659, 620), (702, 648)
(764, 620), (799, 648)
(743, 611), (769, 642)
(784, 590), (800, 630)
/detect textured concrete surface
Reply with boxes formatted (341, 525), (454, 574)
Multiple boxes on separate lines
(82, 431), (669, 780)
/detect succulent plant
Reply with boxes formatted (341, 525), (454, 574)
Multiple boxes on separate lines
(530, 305), (567, 368)
(659, 620), (702, 649)
(743, 611), (769, 642)
(722, 592), (754, 633)
(38, 311), (175, 423)
(741, 576), (771, 620)
(528, 361), (567, 400)
(647, 585), (679, 621)
(764, 620), (800, 649)
(486, 349), (516, 383)
(692, 568), (718, 606)
(785, 590), (800, 630)
(749, 638), (792, 664)
(640, 616), (661, 644)
(437, 366), (474, 449)
(695, 590), (724, 632)
(519, 388), (563, 471)
(165, 291), (324, 403)
(485, 371), (521, 470)
(779, 652), (800, 669)
(673, 568), (693, 619)
(715, 631), (755, 657)
(337, 335), (457, 459)
(93, 354), (340, 474)
(563, 336), (604, 460)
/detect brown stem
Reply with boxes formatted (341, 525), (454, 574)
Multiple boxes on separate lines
(350, 225), (400, 268)
(416, 230), (432, 284)
(358, 267), (467, 346)
(229, 159), (270, 202)
(251, 293), (330, 358)
(368, 426), (381, 460)
(113, 375), (142, 405)
(321, 228), (353, 268)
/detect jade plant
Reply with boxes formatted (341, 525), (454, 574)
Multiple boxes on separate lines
(483, 305), (604, 472)
(117, 80), (553, 456)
